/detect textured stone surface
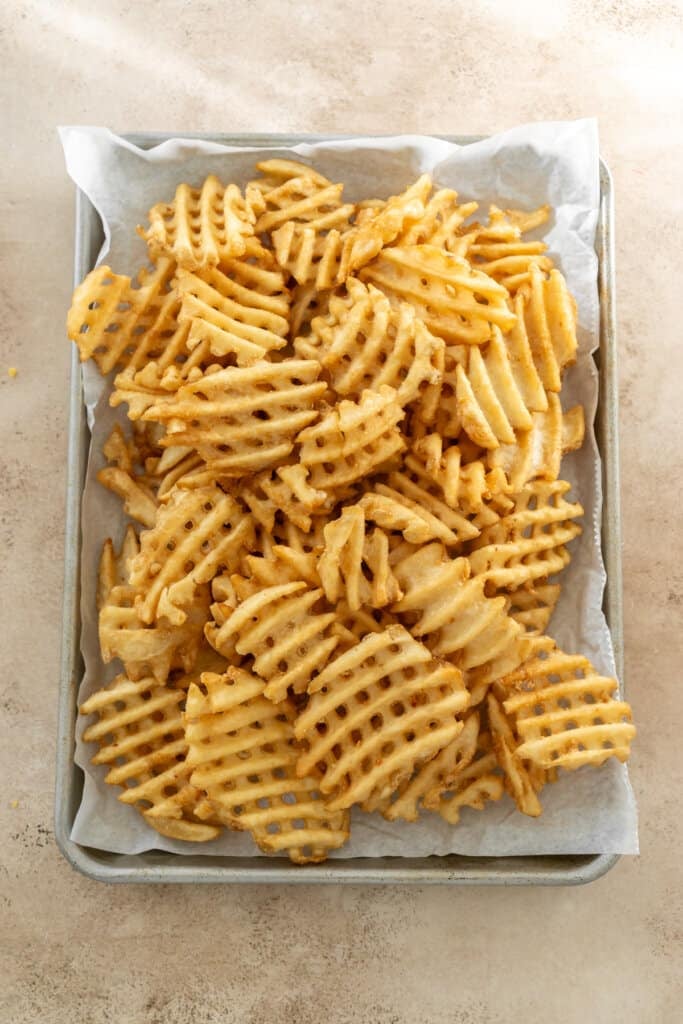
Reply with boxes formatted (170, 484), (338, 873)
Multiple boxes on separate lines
(1, 1), (681, 1021)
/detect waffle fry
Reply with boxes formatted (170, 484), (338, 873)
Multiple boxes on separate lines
(297, 386), (406, 491)
(370, 711), (479, 821)
(144, 359), (325, 474)
(184, 667), (349, 862)
(496, 648), (636, 770)
(98, 528), (211, 683)
(391, 542), (526, 680)
(128, 485), (252, 625)
(67, 259), (187, 376)
(360, 245), (516, 344)
(295, 278), (444, 406)
(434, 728), (505, 825)
(80, 659), (225, 842)
(175, 242), (290, 367)
(140, 176), (256, 269)
(67, 156), (635, 860)
(488, 395), (585, 490)
(508, 582), (561, 635)
(295, 624), (469, 810)
(207, 580), (340, 702)
(469, 480), (583, 590)
(318, 506), (402, 610)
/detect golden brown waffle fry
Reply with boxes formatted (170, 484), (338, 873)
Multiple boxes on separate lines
(359, 485), (470, 547)
(395, 188), (479, 249)
(463, 204), (552, 292)
(252, 170), (352, 236)
(360, 245), (516, 344)
(240, 464), (327, 534)
(289, 281), (334, 340)
(206, 580), (340, 702)
(175, 242), (290, 366)
(488, 395), (585, 490)
(497, 648), (636, 770)
(144, 359), (325, 475)
(297, 385), (406, 492)
(184, 668), (349, 862)
(391, 542), (526, 680)
(408, 437), (512, 519)
(488, 693), (544, 816)
(379, 471), (481, 543)
(469, 479), (583, 590)
(140, 176), (256, 270)
(368, 711), (480, 821)
(96, 467), (157, 528)
(294, 278), (444, 406)
(508, 582), (561, 635)
(128, 485), (252, 625)
(434, 728), (505, 825)
(80, 661), (225, 842)
(67, 259), (188, 376)
(455, 326), (552, 449)
(317, 506), (402, 611)
(295, 624), (469, 810)
(518, 263), (578, 392)
(98, 528), (210, 683)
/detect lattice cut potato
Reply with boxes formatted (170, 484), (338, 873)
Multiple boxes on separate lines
(496, 647), (636, 770)
(140, 175), (256, 269)
(144, 359), (326, 475)
(206, 580), (340, 703)
(297, 385), (406, 492)
(295, 624), (470, 811)
(98, 526), (210, 684)
(317, 505), (402, 611)
(80, 660), (226, 842)
(128, 485), (253, 625)
(175, 240), (291, 366)
(295, 278), (444, 406)
(184, 668), (349, 863)
(67, 259), (187, 375)
(360, 245), (516, 344)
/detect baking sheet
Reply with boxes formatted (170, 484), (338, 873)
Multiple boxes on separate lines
(59, 121), (639, 856)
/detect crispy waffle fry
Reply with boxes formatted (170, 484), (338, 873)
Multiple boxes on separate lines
(98, 528), (210, 683)
(380, 471), (481, 543)
(496, 648), (636, 770)
(487, 693), (544, 816)
(295, 624), (470, 810)
(519, 263), (578, 392)
(434, 728), (505, 825)
(408, 437), (512, 519)
(391, 542), (526, 681)
(144, 359), (325, 474)
(360, 245), (516, 344)
(240, 464), (328, 534)
(395, 188), (479, 250)
(369, 711), (480, 821)
(128, 485), (252, 625)
(80, 658), (226, 842)
(140, 176), (256, 270)
(184, 667), (349, 862)
(359, 485), (469, 547)
(469, 480), (583, 590)
(207, 580), (340, 702)
(295, 278), (444, 406)
(251, 166), (353, 236)
(455, 327), (551, 449)
(317, 506), (402, 611)
(488, 395), (585, 490)
(508, 582), (561, 635)
(96, 467), (157, 527)
(175, 239), (290, 366)
(67, 259), (188, 376)
(297, 386), (406, 491)
(463, 204), (552, 292)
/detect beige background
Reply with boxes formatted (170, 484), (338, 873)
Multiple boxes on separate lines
(1, 1), (681, 1021)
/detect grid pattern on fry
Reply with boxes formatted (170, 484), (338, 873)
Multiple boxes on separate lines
(68, 158), (635, 859)
(184, 668), (349, 863)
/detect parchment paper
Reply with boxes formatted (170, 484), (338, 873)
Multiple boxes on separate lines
(60, 121), (638, 856)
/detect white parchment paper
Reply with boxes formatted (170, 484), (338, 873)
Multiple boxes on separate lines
(60, 121), (638, 856)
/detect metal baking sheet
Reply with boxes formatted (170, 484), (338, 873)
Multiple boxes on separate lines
(55, 134), (622, 884)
